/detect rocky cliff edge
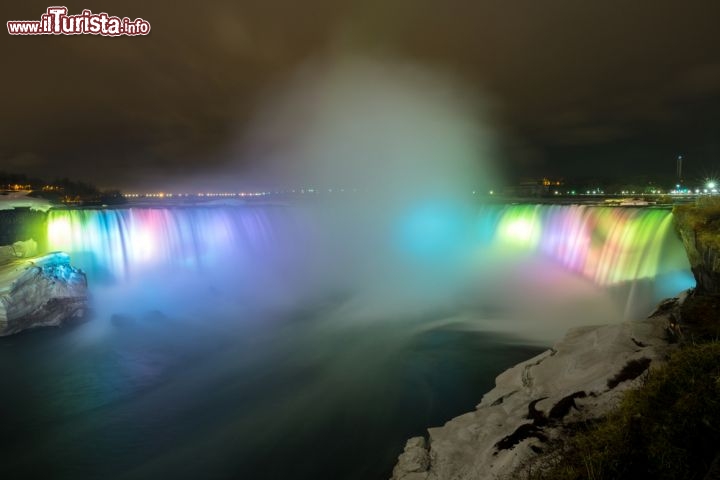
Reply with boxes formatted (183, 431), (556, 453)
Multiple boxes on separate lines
(391, 294), (684, 480)
(0, 251), (88, 336)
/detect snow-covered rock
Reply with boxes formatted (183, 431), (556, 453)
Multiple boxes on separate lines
(0, 252), (87, 336)
(0, 239), (38, 260)
(0, 191), (52, 211)
(391, 294), (685, 480)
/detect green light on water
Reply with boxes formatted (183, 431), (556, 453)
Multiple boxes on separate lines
(496, 206), (541, 248)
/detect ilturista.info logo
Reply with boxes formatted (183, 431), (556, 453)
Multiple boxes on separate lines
(7, 7), (150, 36)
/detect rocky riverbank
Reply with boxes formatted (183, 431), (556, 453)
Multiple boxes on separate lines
(673, 199), (720, 296)
(0, 251), (88, 336)
(392, 200), (720, 480)
(673, 199), (720, 339)
(391, 293), (683, 480)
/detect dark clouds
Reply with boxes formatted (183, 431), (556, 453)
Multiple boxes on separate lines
(1, 0), (719, 188)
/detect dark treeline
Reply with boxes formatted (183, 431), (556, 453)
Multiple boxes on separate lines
(0, 172), (126, 206)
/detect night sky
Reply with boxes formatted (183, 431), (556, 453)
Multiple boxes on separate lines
(2, 0), (720, 190)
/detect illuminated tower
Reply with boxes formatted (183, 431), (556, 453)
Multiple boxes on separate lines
(677, 155), (683, 184)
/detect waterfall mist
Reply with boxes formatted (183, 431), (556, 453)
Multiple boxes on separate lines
(37, 200), (694, 480)
(232, 56), (501, 324)
(44, 56), (696, 341)
(9, 56), (697, 480)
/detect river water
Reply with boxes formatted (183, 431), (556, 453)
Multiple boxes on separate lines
(0, 203), (694, 479)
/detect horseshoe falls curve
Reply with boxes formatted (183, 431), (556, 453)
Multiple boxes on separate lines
(0, 202), (690, 480)
(45, 204), (693, 321)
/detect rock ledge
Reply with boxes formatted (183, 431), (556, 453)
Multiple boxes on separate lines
(0, 252), (88, 336)
(391, 294), (684, 480)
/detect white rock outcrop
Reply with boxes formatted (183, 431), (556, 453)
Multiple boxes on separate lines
(0, 191), (52, 211)
(392, 294), (684, 480)
(0, 239), (38, 259)
(0, 252), (88, 336)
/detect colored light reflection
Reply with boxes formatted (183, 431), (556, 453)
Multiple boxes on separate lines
(47, 204), (694, 292)
(46, 208), (279, 280)
(482, 205), (692, 286)
(47, 216), (73, 251)
(497, 207), (541, 248)
(398, 203), (467, 257)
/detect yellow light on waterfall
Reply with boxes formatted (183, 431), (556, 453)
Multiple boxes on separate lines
(497, 208), (541, 248)
(47, 216), (73, 251)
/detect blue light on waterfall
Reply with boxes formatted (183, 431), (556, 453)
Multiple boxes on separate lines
(396, 203), (467, 258)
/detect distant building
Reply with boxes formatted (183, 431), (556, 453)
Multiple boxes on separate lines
(503, 177), (564, 197)
(541, 177), (563, 187)
(2, 183), (32, 191)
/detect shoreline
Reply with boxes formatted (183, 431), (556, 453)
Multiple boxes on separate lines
(391, 291), (686, 480)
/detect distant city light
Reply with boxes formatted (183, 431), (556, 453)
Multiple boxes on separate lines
(116, 181), (719, 200)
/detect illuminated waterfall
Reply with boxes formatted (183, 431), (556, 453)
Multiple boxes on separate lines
(47, 207), (292, 280)
(487, 205), (688, 286)
(46, 205), (692, 290)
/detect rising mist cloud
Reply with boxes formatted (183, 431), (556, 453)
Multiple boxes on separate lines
(239, 55), (500, 200)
